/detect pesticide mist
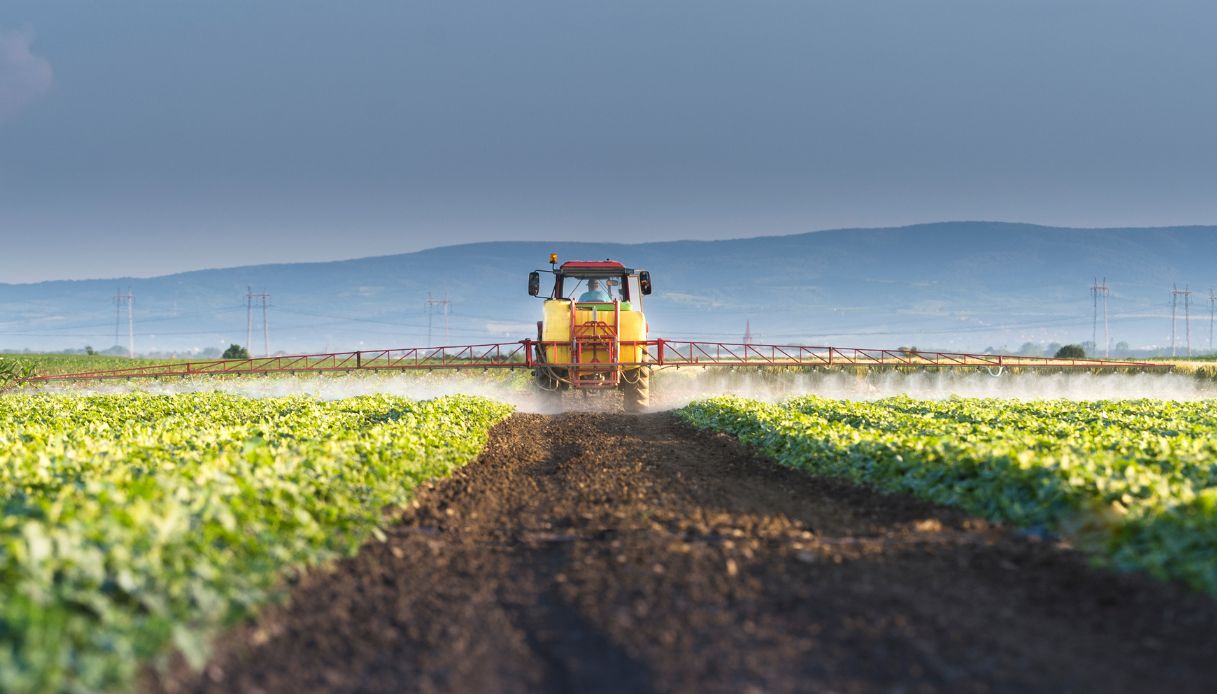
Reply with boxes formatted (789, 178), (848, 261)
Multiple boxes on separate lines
(40, 367), (1217, 412)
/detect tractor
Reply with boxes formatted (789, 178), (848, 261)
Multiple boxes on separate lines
(528, 255), (653, 411)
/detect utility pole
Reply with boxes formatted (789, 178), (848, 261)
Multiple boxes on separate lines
(1099, 278), (1109, 358)
(245, 288), (271, 356)
(114, 288), (134, 357)
(114, 289), (123, 352)
(1102, 278), (1110, 358)
(1171, 284), (1178, 357)
(1208, 288), (1216, 354)
(1185, 284), (1193, 357)
(246, 286), (253, 354)
(1171, 284), (1194, 357)
(1095, 275), (1105, 350)
(262, 292), (270, 357)
(1210, 288), (1216, 354)
(1089, 278), (1109, 357)
(425, 292), (450, 347)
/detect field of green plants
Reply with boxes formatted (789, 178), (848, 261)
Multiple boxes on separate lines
(5, 369), (1217, 691)
(679, 396), (1217, 595)
(2, 354), (186, 377)
(0, 392), (511, 693)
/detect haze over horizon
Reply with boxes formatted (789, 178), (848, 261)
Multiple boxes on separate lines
(4, 1), (1217, 282)
(4, 223), (1216, 356)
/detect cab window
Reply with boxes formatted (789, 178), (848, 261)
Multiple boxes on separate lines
(561, 276), (627, 301)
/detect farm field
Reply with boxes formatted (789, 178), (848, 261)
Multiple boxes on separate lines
(0, 392), (511, 693)
(3, 389), (1217, 692)
(155, 412), (1217, 693)
(680, 396), (1217, 595)
(3, 354), (188, 377)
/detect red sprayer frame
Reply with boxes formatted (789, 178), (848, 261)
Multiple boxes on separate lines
(18, 339), (1170, 383)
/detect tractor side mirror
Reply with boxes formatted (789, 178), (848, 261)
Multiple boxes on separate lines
(528, 271), (541, 296)
(639, 271), (652, 295)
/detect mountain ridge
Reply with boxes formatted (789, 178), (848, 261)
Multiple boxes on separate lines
(3, 222), (1216, 355)
(12, 220), (1217, 287)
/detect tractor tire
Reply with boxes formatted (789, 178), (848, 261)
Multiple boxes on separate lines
(533, 341), (566, 407)
(622, 367), (650, 413)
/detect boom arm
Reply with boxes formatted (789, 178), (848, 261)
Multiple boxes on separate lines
(17, 339), (1171, 383)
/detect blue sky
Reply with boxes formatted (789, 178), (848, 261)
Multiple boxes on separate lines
(2, 1), (1216, 283)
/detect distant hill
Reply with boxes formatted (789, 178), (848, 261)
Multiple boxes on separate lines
(3, 222), (1216, 355)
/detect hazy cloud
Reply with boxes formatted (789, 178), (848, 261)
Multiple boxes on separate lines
(0, 26), (52, 120)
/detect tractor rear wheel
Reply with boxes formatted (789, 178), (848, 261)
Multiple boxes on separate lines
(532, 340), (567, 407)
(622, 367), (650, 413)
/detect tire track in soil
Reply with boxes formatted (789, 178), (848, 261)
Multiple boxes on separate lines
(152, 413), (1217, 693)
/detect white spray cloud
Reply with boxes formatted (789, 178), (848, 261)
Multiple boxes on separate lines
(43, 372), (568, 413)
(647, 369), (1217, 410)
(0, 26), (52, 121)
(37, 368), (1217, 414)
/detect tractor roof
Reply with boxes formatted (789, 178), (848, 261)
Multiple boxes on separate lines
(560, 260), (625, 270)
(558, 260), (632, 276)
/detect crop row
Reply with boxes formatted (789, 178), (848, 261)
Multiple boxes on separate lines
(679, 396), (1217, 595)
(0, 392), (512, 693)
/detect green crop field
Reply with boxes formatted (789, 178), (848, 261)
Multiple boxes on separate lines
(0, 392), (512, 693)
(679, 396), (1217, 595)
(2, 354), (186, 377)
(4, 380), (1217, 691)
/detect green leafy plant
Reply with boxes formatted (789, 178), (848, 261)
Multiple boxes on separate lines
(0, 357), (35, 389)
(679, 396), (1217, 596)
(0, 392), (512, 692)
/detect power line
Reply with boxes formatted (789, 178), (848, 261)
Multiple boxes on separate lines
(0, 306), (246, 334)
(272, 305), (431, 329)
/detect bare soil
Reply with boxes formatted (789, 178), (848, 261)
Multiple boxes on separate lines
(152, 413), (1217, 693)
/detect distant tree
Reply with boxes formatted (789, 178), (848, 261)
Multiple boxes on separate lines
(222, 344), (250, 359)
(1054, 344), (1086, 359)
(84, 345), (96, 356)
(1017, 342), (1040, 356)
(1045, 342), (1062, 357)
(1114, 341), (1131, 355)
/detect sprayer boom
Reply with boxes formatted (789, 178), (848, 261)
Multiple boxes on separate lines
(16, 339), (1169, 385)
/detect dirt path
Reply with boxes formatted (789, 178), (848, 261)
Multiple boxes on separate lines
(155, 413), (1217, 693)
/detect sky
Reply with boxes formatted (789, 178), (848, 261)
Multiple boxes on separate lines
(2, 0), (1217, 283)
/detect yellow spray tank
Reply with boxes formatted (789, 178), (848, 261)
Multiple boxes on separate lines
(528, 257), (653, 411)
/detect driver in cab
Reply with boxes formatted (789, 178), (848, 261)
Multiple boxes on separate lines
(578, 279), (612, 302)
